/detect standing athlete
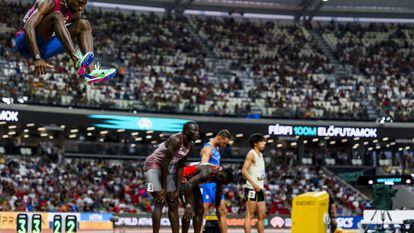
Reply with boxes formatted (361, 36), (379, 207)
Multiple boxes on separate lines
(144, 122), (199, 233)
(242, 133), (267, 233)
(200, 129), (232, 233)
(180, 163), (233, 233)
(14, 0), (116, 83)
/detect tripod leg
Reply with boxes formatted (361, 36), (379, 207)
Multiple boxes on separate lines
(386, 210), (393, 222)
(370, 210), (378, 221)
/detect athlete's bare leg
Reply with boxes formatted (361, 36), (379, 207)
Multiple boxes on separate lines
(202, 203), (211, 231)
(166, 192), (180, 233)
(217, 199), (228, 233)
(193, 188), (205, 233)
(244, 200), (257, 233)
(150, 191), (164, 233)
(202, 199), (228, 233)
(256, 201), (266, 233)
(182, 187), (204, 233)
(36, 11), (77, 63)
(67, 19), (94, 72)
(182, 213), (191, 233)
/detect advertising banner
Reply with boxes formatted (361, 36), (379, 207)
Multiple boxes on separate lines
(112, 214), (362, 230)
(268, 124), (378, 138)
(113, 214), (162, 228)
(0, 212), (48, 230)
(0, 110), (19, 122)
(89, 115), (191, 132)
(1, 105), (414, 139)
(336, 216), (363, 229)
(112, 214), (293, 229)
(79, 213), (114, 230)
(0, 212), (362, 230)
(79, 221), (113, 230)
(80, 213), (113, 222)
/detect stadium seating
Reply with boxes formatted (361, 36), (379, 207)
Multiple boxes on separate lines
(0, 155), (370, 215)
(1, 2), (413, 120)
(320, 22), (414, 121)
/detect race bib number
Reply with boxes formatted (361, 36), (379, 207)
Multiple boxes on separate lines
(258, 170), (266, 180)
(248, 190), (256, 199)
(147, 183), (153, 192)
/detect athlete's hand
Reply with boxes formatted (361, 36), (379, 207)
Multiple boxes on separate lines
(216, 205), (225, 217)
(253, 184), (261, 192)
(216, 208), (221, 217)
(331, 218), (338, 229)
(184, 204), (194, 221)
(34, 59), (53, 76)
(172, 190), (179, 199)
(154, 189), (167, 204)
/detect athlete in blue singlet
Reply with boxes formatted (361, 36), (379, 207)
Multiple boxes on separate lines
(200, 129), (232, 233)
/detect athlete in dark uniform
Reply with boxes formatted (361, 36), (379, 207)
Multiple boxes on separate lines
(144, 122), (199, 233)
(180, 163), (233, 233)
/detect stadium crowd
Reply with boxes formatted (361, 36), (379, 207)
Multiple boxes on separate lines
(0, 2), (414, 121)
(0, 152), (370, 215)
(0, 1), (375, 120)
(191, 16), (333, 75)
(320, 22), (414, 121)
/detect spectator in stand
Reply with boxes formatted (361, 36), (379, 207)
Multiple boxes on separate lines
(0, 151), (370, 215)
(0, 1), (373, 121)
(319, 22), (414, 121)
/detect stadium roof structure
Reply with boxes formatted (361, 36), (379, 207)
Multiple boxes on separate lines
(90, 0), (414, 20)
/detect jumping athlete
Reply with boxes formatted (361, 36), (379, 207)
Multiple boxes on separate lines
(242, 133), (267, 233)
(180, 163), (233, 233)
(200, 129), (232, 233)
(14, 0), (116, 83)
(143, 121), (199, 233)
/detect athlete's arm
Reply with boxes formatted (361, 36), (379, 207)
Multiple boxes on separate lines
(183, 166), (212, 208)
(215, 183), (226, 231)
(215, 183), (224, 208)
(24, 0), (54, 60)
(200, 146), (213, 163)
(175, 157), (186, 191)
(161, 136), (181, 190)
(242, 151), (260, 191)
(175, 142), (193, 190)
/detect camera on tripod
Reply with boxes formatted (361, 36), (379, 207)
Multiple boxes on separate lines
(358, 175), (414, 233)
